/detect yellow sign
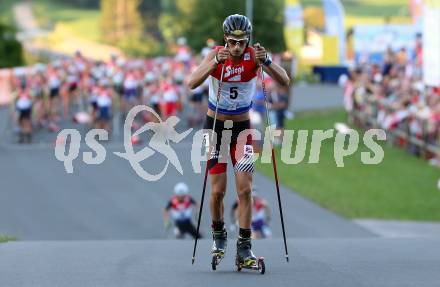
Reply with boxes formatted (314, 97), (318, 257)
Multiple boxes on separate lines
(322, 36), (339, 65)
(284, 0), (304, 55)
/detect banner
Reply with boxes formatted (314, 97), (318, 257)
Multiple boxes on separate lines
(353, 25), (420, 64)
(423, 0), (440, 86)
(322, 0), (346, 63)
(284, 0), (304, 55)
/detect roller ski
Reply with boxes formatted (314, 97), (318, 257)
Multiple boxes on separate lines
(235, 238), (265, 274)
(211, 228), (227, 270)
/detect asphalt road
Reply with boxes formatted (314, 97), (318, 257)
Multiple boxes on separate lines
(290, 84), (343, 112)
(0, 132), (371, 240)
(1, 238), (439, 287)
(2, 88), (439, 286)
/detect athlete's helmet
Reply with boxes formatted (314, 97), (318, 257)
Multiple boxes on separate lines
(174, 182), (189, 195)
(222, 14), (252, 37)
(144, 72), (156, 83)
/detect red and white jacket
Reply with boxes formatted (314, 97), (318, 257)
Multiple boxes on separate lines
(208, 46), (258, 115)
(166, 195), (196, 221)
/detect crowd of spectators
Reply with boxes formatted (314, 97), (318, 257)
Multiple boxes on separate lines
(8, 39), (294, 144)
(343, 36), (440, 165)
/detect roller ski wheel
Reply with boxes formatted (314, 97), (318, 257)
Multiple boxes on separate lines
(211, 251), (225, 271)
(211, 255), (217, 270)
(235, 256), (265, 274)
(258, 258), (265, 274)
(235, 257), (242, 272)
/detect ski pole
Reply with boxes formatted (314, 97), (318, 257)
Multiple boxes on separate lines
(259, 63), (290, 263)
(192, 47), (227, 265)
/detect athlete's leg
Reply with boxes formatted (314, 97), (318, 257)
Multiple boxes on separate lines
(262, 224), (272, 238)
(232, 134), (257, 265)
(251, 219), (264, 239)
(231, 129), (254, 229)
(210, 171), (228, 255)
(210, 172), (226, 222)
(204, 114), (228, 255)
(184, 220), (201, 239)
(175, 221), (185, 239)
(205, 115), (228, 222)
(234, 171), (253, 228)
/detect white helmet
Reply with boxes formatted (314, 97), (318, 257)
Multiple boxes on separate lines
(174, 182), (189, 195)
(144, 72), (156, 83)
(177, 37), (187, 46)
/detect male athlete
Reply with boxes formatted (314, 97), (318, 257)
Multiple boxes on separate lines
(230, 188), (272, 239)
(164, 182), (200, 239)
(188, 14), (289, 267)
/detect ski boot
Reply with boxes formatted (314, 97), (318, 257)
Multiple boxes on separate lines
(211, 228), (227, 270)
(235, 238), (265, 274)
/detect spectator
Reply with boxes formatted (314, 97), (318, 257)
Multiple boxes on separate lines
(345, 36), (440, 166)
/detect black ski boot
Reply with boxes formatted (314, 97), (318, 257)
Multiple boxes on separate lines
(211, 227), (227, 270)
(236, 237), (257, 267)
(235, 230), (265, 274)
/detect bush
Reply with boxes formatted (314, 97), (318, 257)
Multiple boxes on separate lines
(0, 22), (24, 68)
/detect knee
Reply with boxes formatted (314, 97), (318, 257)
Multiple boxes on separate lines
(237, 183), (252, 201)
(211, 183), (226, 201)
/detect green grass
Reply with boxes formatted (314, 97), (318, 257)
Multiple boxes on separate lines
(302, 0), (411, 27)
(32, 0), (101, 42)
(343, 0), (408, 18)
(256, 109), (440, 221)
(302, 0), (409, 17)
(0, 235), (18, 243)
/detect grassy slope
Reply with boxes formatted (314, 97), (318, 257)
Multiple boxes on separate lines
(32, 0), (100, 42)
(302, 0), (411, 27)
(256, 109), (440, 221)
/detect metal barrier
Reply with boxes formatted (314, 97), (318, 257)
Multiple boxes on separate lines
(349, 98), (440, 160)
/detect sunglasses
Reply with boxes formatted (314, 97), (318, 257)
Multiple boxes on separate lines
(226, 37), (248, 47)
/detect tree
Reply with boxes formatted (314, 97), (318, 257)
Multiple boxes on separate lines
(183, 0), (243, 52)
(0, 22), (23, 68)
(50, 0), (100, 8)
(253, 0), (286, 52)
(181, 0), (285, 53)
(139, 0), (163, 41)
(100, 0), (118, 44)
(100, 0), (157, 56)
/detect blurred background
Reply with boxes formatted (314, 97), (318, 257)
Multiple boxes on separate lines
(0, 0), (439, 244)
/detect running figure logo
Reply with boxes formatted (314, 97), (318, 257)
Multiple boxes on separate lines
(114, 105), (193, 181)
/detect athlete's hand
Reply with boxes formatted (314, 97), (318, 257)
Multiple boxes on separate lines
(253, 43), (267, 66)
(216, 47), (230, 64)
